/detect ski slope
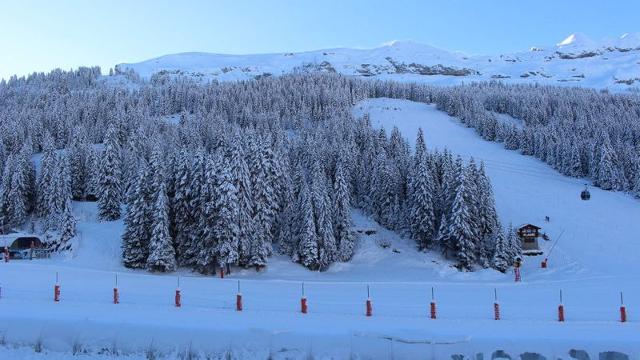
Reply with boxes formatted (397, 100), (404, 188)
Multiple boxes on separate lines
(1, 100), (639, 359)
(353, 98), (640, 278)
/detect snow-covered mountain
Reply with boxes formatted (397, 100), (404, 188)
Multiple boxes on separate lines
(116, 33), (640, 90)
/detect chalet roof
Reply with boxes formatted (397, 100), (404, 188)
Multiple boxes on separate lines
(517, 223), (541, 230)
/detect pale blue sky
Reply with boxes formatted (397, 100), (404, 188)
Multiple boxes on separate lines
(1, 0), (638, 80)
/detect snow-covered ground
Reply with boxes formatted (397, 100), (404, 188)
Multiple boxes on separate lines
(116, 33), (640, 91)
(1, 100), (639, 359)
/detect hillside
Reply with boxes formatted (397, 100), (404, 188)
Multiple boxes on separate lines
(1, 99), (638, 359)
(116, 33), (640, 90)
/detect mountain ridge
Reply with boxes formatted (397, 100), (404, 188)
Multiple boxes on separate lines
(116, 33), (640, 90)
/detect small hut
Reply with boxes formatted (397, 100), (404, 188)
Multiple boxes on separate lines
(10, 236), (43, 250)
(517, 224), (542, 252)
(2, 235), (49, 260)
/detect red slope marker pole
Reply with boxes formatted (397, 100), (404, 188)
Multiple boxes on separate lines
(113, 274), (119, 304)
(365, 285), (372, 317)
(620, 292), (627, 323)
(494, 288), (500, 320)
(430, 287), (437, 319)
(175, 276), (181, 308)
(558, 290), (565, 322)
(220, 266), (224, 279)
(4, 246), (9, 263)
(301, 282), (308, 314)
(236, 280), (242, 312)
(54, 272), (60, 302)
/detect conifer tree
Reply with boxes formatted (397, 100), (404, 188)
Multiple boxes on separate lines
(228, 137), (255, 267)
(180, 149), (206, 267)
(333, 157), (354, 262)
(57, 198), (76, 252)
(505, 223), (522, 264)
(213, 156), (240, 270)
(409, 153), (436, 250)
(98, 126), (122, 221)
(37, 134), (56, 219)
(122, 164), (152, 268)
(447, 169), (476, 270)
(195, 155), (220, 274)
(146, 182), (176, 272)
(248, 137), (278, 268)
(491, 226), (510, 272)
(296, 178), (319, 270)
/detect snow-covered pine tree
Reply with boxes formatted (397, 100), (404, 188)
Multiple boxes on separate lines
(170, 150), (192, 261)
(57, 198), (76, 252)
(505, 223), (522, 264)
(248, 136), (278, 268)
(194, 155), (220, 274)
(475, 162), (499, 267)
(43, 154), (70, 231)
(281, 161), (306, 258)
(122, 163), (152, 269)
(85, 148), (101, 201)
(333, 157), (354, 262)
(213, 155), (240, 271)
(97, 125), (122, 221)
(409, 152), (436, 250)
(18, 142), (36, 214)
(296, 177), (319, 270)
(414, 128), (426, 166)
(180, 149), (206, 267)
(228, 135), (255, 267)
(68, 131), (90, 200)
(447, 168), (476, 270)
(7, 155), (28, 228)
(491, 224), (510, 272)
(595, 136), (623, 191)
(146, 181), (176, 272)
(310, 160), (337, 269)
(0, 156), (13, 233)
(36, 133), (56, 219)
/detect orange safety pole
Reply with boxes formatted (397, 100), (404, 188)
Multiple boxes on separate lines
(493, 289), (500, 320)
(113, 274), (119, 304)
(620, 292), (627, 323)
(236, 280), (242, 311)
(300, 282), (308, 314)
(175, 276), (181, 308)
(365, 285), (372, 317)
(54, 272), (60, 302)
(558, 290), (565, 322)
(430, 287), (437, 319)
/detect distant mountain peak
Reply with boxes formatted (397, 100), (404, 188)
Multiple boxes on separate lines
(556, 33), (595, 48)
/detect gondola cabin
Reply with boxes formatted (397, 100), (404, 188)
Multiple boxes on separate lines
(517, 224), (542, 254)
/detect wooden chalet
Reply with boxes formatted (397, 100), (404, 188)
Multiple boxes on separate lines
(517, 224), (541, 252)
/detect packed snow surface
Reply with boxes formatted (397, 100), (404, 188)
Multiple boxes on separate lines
(116, 33), (640, 90)
(1, 100), (639, 358)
